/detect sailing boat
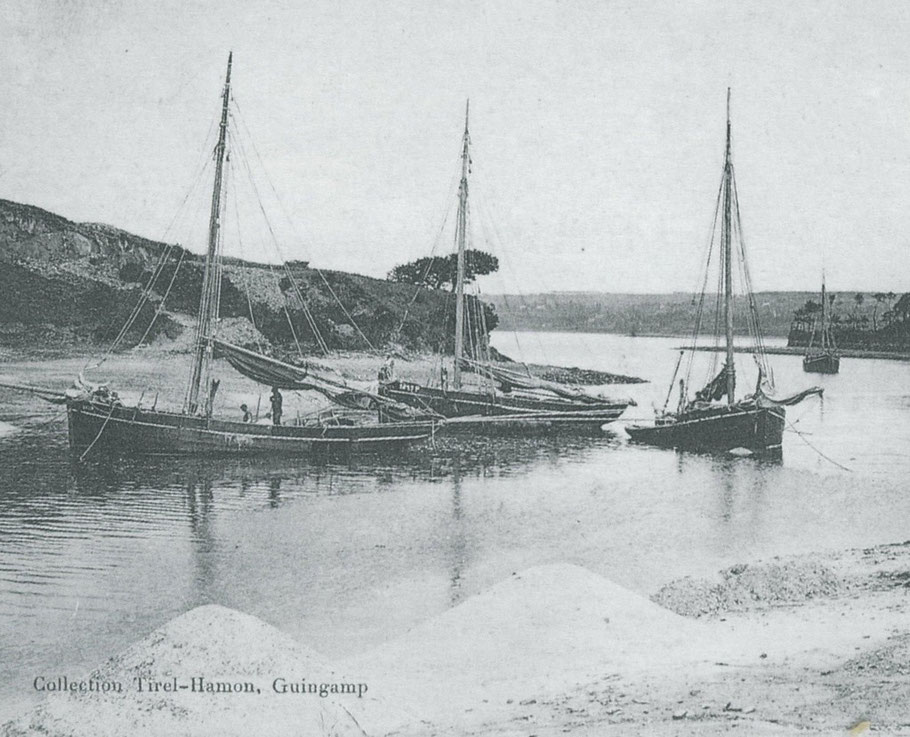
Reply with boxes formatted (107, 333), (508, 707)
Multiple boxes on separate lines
(63, 54), (440, 456)
(803, 276), (840, 373)
(626, 91), (822, 454)
(379, 101), (634, 431)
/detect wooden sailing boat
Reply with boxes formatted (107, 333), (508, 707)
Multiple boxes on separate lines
(379, 101), (634, 431)
(803, 276), (840, 373)
(64, 54), (440, 456)
(626, 91), (822, 454)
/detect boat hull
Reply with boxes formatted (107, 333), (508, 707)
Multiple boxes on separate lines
(440, 410), (622, 436)
(803, 353), (840, 374)
(380, 381), (629, 430)
(67, 400), (437, 457)
(626, 405), (785, 453)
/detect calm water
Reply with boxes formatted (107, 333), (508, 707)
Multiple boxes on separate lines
(1, 332), (909, 719)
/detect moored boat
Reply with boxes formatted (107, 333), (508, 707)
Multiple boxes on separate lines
(66, 398), (433, 456)
(379, 101), (634, 432)
(58, 54), (441, 457)
(626, 90), (822, 455)
(803, 275), (840, 374)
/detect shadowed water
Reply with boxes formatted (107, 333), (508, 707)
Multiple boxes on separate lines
(1, 332), (909, 719)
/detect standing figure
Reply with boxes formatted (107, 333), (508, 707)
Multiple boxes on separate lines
(270, 387), (283, 426)
(240, 403), (252, 423)
(378, 356), (395, 383)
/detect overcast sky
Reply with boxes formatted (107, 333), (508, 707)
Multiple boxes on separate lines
(3, 0), (909, 293)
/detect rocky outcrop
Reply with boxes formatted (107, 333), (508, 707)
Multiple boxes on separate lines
(0, 198), (486, 354)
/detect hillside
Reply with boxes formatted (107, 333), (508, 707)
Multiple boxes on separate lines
(0, 199), (474, 356)
(488, 291), (883, 338)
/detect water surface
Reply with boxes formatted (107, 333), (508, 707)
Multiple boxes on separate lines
(1, 332), (908, 719)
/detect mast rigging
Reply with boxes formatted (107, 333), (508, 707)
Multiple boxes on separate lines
(453, 99), (470, 390)
(187, 52), (232, 416)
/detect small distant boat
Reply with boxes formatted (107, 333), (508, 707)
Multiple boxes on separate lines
(379, 101), (634, 431)
(626, 90), (822, 455)
(803, 276), (840, 374)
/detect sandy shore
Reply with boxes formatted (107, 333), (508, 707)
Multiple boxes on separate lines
(4, 541), (908, 736)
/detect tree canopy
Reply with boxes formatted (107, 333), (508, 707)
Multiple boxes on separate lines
(388, 250), (499, 291)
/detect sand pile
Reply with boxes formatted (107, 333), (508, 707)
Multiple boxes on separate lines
(346, 564), (725, 725)
(654, 557), (850, 617)
(1, 605), (409, 737)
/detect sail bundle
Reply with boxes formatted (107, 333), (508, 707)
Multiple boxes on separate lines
(458, 357), (606, 404)
(755, 383), (824, 408)
(694, 364), (731, 403)
(212, 338), (442, 419)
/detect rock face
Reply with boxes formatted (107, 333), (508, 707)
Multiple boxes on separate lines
(0, 198), (488, 354)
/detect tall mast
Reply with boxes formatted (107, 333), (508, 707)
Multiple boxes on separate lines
(820, 271), (828, 349)
(722, 88), (736, 404)
(453, 99), (470, 390)
(187, 52), (232, 415)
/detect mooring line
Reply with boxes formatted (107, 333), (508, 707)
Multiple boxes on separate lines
(785, 417), (852, 472)
(78, 407), (116, 463)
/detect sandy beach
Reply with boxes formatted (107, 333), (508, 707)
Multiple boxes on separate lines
(4, 540), (907, 737)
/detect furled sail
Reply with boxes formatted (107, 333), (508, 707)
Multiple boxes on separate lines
(755, 384), (824, 408)
(212, 338), (316, 390)
(694, 364), (730, 403)
(459, 357), (607, 404)
(212, 338), (442, 419)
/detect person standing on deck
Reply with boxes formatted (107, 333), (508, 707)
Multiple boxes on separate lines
(378, 356), (395, 383)
(240, 403), (252, 423)
(270, 387), (283, 426)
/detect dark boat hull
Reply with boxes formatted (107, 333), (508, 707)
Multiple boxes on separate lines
(626, 405), (785, 453)
(380, 381), (629, 430)
(67, 400), (437, 457)
(803, 353), (840, 374)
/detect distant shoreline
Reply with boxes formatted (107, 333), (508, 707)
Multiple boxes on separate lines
(494, 329), (910, 361)
(684, 344), (910, 362)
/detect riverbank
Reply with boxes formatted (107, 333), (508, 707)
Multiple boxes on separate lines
(5, 541), (907, 736)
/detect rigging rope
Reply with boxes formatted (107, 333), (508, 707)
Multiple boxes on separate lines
(390, 168), (460, 345)
(683, 171), (724, 397)
(87, 109), (221, 371)
(136, 248), (187, 347)
(227, 159), (265, 354)
(226, 125), (330, 355)
(230, 99), (374, 351)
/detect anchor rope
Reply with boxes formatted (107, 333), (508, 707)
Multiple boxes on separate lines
(78, 406), (117, 463)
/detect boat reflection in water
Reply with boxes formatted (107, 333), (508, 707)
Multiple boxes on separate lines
(70, 432), (624, 499)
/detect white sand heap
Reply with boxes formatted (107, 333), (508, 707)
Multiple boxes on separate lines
(1, 605), (410, 737)
(346, 563), (726, 725)
(4, 566), (761, 737)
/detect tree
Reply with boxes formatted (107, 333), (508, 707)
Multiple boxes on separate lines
(894, 293), (910, 323)
(388, 250), (499, 291)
